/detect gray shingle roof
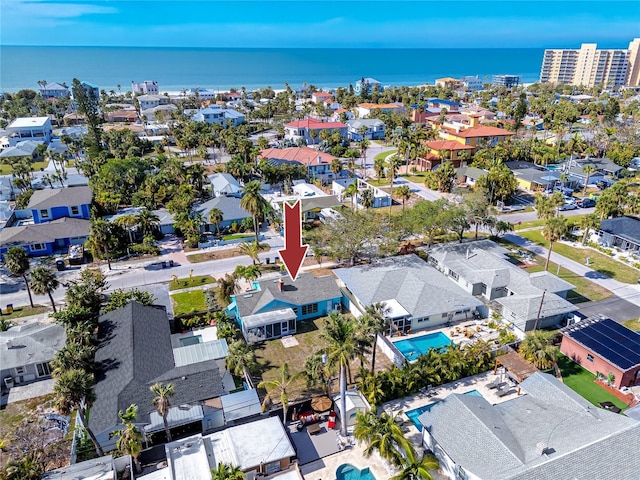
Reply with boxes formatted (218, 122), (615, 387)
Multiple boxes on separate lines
(0, 323), (66, 370)
(91, 302), (225, 434)
(0, 217), (90, 247)
(497, 293), (577, 323)
(233, 272), (341, 317)
(421, 372), (640, 480)
(333, 254), (483, 319)
(27, 186), (92, 210)
(196, 196), (251, 223)
(600, 216), (640, 245)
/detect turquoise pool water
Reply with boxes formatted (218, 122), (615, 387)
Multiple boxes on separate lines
(336, 464), (376, 480)
(394, 332), (451, 361)
(406, 390), (483, 431)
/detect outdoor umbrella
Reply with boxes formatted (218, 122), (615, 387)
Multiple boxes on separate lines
(310, 396), (333, 412)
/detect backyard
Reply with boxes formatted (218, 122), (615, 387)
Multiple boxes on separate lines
(557, 354), (628, 411)
(168, 274), (216, 291)
(170, 290), (207, 316)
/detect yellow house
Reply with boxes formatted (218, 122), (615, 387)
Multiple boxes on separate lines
(437, 116), (515, 149)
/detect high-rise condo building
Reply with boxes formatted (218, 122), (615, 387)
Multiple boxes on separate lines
(540, 39), (640, 87)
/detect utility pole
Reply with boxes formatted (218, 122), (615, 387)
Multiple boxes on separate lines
(533, 289), (547, 331)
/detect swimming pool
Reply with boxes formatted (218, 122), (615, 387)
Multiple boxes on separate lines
(405, 389), (483, 431)
(336, 464), (376, 480)
(394, 332), (451, 361)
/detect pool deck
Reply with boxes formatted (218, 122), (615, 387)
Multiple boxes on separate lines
(389, 320), (501, 351)
(299, 441), (391, 480)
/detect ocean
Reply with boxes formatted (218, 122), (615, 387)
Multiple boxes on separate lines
(0, 46), (544, 93)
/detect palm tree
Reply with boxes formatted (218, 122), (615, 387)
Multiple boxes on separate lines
(89, 218), (113, 270)
(388, 155), (403, 218)
(150, 382), (175, 442)
(330, 157), (343, 178)
(395, 185), (412, 210)
(344, 182), (359, 211)
(391, 443), (439, 480)
(360, 188), (374, 209)
(304, 352), (333, 397)
(29, 265), (59, 312)
(238, 241), (266, 265)
(136, 209), (160, 236)
(111, 404), (143, 472)
(542, 216), (569, 271)
(210, 462), (244, 480)
(321, 312), (358, 436)
(357, 369), (385, 407)
(4, 246), (34, 307)
(208, 207), (224, 236)
(216, 273), (239, 306)
(50, 341), (95, 377)
(353, 410), (410, 467)
(519, 330), (560, 376)
(226, 340), (257, 379)
(257, 362), (303, 424)
(115, 214), (138, 245)
(53, 369), (104, 456)
(240, 180), (269, 245)
(364, 302), (391, 374)
(579, 213), (600, 245)
(534, 193), (555, 221)
(581, 164), (596, 196)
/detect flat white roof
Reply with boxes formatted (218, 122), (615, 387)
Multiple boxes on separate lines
(165, 435), (213, 480)
(8, 117), (50, 128)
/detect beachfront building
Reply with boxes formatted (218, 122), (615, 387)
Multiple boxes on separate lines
(131, 80), (159, 95)
(6, 117), (53, 146)
(38, 82), (70, 99)
(354, 77), (382, 95)
(284, 119), (348, 145)
(192, 104), (245, 127)
(356, 103), (402, 118)
(136, 94), (170, 111)
(346, 119), (386, 141)
(420, 372), (640, 480)
(435, 78), (460, 89)
(80, 81), (100, 100)
(492, 75), (521, 88)
(540, 39), (640, 87)
(460, 76), (484, 90)
(311, 91), (333, 103)
(334, 254), (483, 334)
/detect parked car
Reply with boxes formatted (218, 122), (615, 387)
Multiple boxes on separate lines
(577, 198), (596, 208)
(559, 202), (578, 211)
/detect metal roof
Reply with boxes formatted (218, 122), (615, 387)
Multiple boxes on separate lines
(173, 339), (229, 367)
(221, 389), (262, 422)
(242, 308), (297, 329)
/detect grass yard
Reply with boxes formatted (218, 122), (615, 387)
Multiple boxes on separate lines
(187, 248), (244, 263)
(374, 149), (397, 162)
(623, 318), (640, 332)
(171, 290), (207, 316)
(223, 233), (255, 241)
(0, 160), (49, 175)
(168, 275), (216, 291)
(0, 304), (49, 320)
(518, 230), (640, 284)
(557, 354), (628, 410)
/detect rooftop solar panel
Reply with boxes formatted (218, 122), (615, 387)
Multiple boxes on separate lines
(564, 318), (640, 371)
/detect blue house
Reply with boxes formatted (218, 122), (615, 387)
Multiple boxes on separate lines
(228, 273), (342, 343)
(196, 196), (252, 232)
(0, 217), (90, 258)
(27, 186), (92, 224)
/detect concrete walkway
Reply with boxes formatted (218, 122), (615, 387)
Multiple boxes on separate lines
(504, 233), (640, 308)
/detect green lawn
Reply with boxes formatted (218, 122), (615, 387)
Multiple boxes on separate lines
(0, 304), (50, 320)
(623, 318), (640, 332)
(223, 233), (255, 241)
(514, 220), (545, 230)
(0, 160), (49, 175)
(557, 354), (628, 410)
(366, 178), (391, 187)
(171, 290), (207, 316)
(374, 149), (397, 162)
(168, 275), (216, 291)
(518, 230), (640, 284)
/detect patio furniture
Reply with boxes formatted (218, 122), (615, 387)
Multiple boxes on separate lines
(299, 411), (321, 425)
(307, 423), (322, 435)
(327, 413), (336, 429)
(610, 406), (622, 414)
(497, 386), (511, 397)
(486, 377), (500, 389)
(599, 401), (615, 409)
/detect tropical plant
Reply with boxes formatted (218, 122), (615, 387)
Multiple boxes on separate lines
(581, 164), (596, 196)
(391, 443), (439, 480)
(210, 462), (244, 480)
(353, 410), (410, 467)
(216, 273), (239, 306)
(103, 288), (156, 313)
(240, 180), (269, 244)
(226, 340), (258, 378)
(4, 246), (34, 308)
(150, 382), (175, 442)
(29, 265), (59, 312)
(519, 330), (560, 376)
(304, 352), (333, 397)
(208, 208), (224, 236)
(542, 216), (569, 270)
(257, 362), (303, 424)
(238, 241), (267, 265)
(364, 302), (391, 374)
(89, 218), (114, 270)
(110, 404), (143, 472)
(395, 184), (412, 210)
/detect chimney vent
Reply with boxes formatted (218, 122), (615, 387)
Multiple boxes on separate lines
(6, 340), (13, 349)
(278, 279), (284, 291)
(535, 442), (548, 456)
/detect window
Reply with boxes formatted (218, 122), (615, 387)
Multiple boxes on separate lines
(301, 303), (318, 316)
(70, 206), (80, 215)
(36, 362), (51, 377)
(586, 354), (594, 362)
(449, 270), (459, 280)
(441, 313), (448, 318)
(15, 366), (25, 375)
(40, 209), (49, 219)
(31, 243), (46, 251)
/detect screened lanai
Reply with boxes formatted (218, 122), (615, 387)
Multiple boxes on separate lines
(241, 308), (297, 343)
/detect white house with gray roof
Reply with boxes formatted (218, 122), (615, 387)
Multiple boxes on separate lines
(420, 372), (640, 480)
(207, 172), (242, 197)
(334, 254), (484, 334)
(346, 118), (386, 140)
(196, 195), (251, 232)
(428, 240), (577, 331)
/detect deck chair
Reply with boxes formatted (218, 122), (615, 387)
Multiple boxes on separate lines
(486, 377), (500, 389)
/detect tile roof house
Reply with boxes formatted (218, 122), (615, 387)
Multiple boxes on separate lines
(560, 317), (640, 389)
(27, 186), (92, 224)
(0, 322), (66, 391)
(419, 372), (640, 480)
(598, 215), (640, 254)
(90, 302), (227, 450)
(284, 119), (348, 145)
(428, 240), (577, 332)
(260, 147), (337, 182)
(229, 273), (341, 343)
(334, 254), (484, 334)
(0, 217), (90, 258)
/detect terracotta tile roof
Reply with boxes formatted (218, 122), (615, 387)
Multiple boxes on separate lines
(260, 147), (336, 165)
(427, 140), (475, 151)
(452, 125), (516, 138)
(285, 119), (347, 129)
(357, 103), (400, 109)
(313, 92), (333, 98)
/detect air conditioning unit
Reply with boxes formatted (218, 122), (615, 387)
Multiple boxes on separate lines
(3, 376), (14, 389)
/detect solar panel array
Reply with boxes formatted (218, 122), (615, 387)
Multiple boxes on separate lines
(566, 318), (640, 370)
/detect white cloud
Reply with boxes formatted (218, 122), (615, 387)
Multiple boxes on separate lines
(3, 0), (117, 21)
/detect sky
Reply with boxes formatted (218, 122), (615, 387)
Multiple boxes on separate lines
(1, 0), (639, 48)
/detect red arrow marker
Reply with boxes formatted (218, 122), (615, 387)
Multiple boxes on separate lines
(278, 200), (308, 281)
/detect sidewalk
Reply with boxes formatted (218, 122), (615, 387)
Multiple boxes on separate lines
(503, 233), (640, 308)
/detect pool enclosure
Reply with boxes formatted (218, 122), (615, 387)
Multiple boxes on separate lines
(241, 308), (297, 343)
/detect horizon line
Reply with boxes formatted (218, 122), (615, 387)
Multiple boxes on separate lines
(1, 44), (552, 50)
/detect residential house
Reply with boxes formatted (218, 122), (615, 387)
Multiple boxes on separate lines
(192, 104), (245, 127)
(598, 215), (640, 254)
(356, 103), (402, 118)
(333, 390), (371, 431)
(428, 240), (577, 331)
(260, 147), (338, 183)
(332, 178), (391, 209)
(132, 80), (159, 95)
(90, 302), (228, 451)
(27, 186), (92, 224)
(284, 119), (348, 145)
(0, 323), (66, 392)
(39, 82), (70, 99)
(80, 81), (100, 100)
(425, 98), (461, 112)
(455, 166), (487, 186)
(264, 182), (342, 222)
(511, 167), (559, 192)
(569, 156), (624, 180)
(228, 273), (341, 343)
(139, 417), (300, 480)
(137, 94), (170, 111)
(346, 119), (386, 141)
(0, 217), (90, 257)
(354, 78), (382, 95)
(154, 208), (176, 235)
(420, 372), (640, 480)
(196, 196), (251, 232)
(142, 104), (178, 122)
(312, 91), (333, 103)
(460, 76), (484, 90)
(6, 117), (53, 146)
(0, 176), (20, 201)
(42, 455), (134, 480)
(0, 140), (43, 161)
(437, 121), (515, 149)
(207, 172), (242, 197)
(421, 140), (475, 170)
(435, 78), (460, 89)
(560, 317), (640, 388)
(103, 109), (138, 123)
(334, 254), (484, 334)
(493, 74), (521, 88)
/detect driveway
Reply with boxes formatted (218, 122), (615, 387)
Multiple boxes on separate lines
(578, 297), (640, 323)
